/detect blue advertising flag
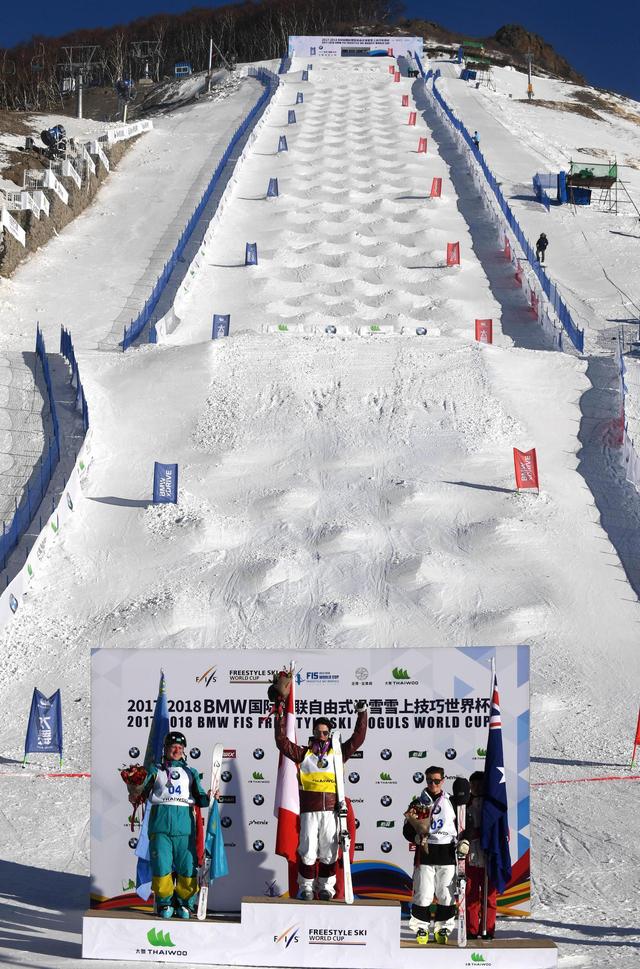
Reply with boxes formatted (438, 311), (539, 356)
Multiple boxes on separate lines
(296, 92), (303, 104)
(212, 314), (230, 339)
(288, 110), (296, 124)
(136, 671), (171, 900)
(204, 799), (229, 882)
(245, 243), (258, 266)
(24, 688), (63, 766)
(278, 135), (288, 152)
(266, 178), (279, 199)
(301, 71), (308, 81)
(480, 672), (513, 894)
(152, 462), (178, 504)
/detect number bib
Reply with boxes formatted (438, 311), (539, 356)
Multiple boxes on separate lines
(150, 766), (194, 807)
(428, 793), (457, 844)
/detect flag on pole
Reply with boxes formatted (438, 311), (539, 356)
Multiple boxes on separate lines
(480, 670), (512, 894)
(204, 799), (229, 881)
(274, 674), (300, 896)
(135, 671), (170, 900)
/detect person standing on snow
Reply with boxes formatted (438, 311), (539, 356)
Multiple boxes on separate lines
(535, 232), (548, 263)
(472, 130), (480, 149)
(403, 768), (470, 945)
(136, 731), (210, 919)
(271, 675), (367, 901)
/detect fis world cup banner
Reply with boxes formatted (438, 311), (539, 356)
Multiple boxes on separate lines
(90, 646), (530, 915)
(287, 36), (423, 59)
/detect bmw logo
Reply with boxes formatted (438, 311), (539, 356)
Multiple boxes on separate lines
(190, 747), (201, 759)
(380, 795), (392, 807)
(415, 326), (427, 336)
(325, 324), (337, 334)
(221, 770), (232, 783)
(221, 817), (232, 828)
(253, 748), (265, 760)
(348, 771), (360, 784)
(253, 840), (265, 852)
(445, 747), (457, 760)
(380, 749), (392, 760)
(129, 746), (140, 759)
(170, 769), (180, 780)
(253, 794), (265, 806)
(381, 841), (392, 853)
(413, 772), (425, 784)
(128, 838), (138, 850)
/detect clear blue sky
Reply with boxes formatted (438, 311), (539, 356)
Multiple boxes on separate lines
(2, 0), (639, 100)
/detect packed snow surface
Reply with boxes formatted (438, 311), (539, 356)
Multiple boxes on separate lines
(0, 54), (639, 969)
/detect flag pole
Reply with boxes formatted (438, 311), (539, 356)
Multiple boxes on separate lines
(481, 657), (495, 940)
(631, 707), (640, 768)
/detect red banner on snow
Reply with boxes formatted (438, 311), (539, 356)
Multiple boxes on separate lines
(394, 71), (400, 82)
(387, 47), (394, 56)
(430, 177), (442, 197)
(513, 448), (540, 491)
(402, 94), (409, 107)
(446, 242), (460, 267)
(418, 137), (428, 153)
(389, 65), (395, 75)
(475, 319), (493, 343)
(515, 261), (523, 285)
(504, 237), (511, 260)
(408, 111), (417, 126)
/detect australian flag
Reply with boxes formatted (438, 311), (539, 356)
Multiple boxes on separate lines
(135, 670), (170, 900)
(480, 671), (512, 894)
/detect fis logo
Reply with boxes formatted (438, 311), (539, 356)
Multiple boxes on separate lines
(147, 928), (174, 948)
(274, 925), (300, 948)
(196, 666), (217, 687)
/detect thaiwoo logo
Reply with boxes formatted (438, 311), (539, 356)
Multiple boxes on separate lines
(273, 924), (300, 948)
(467, 955), (490, 966)
(251, 771), (269, 783)
(145, 927), (187, 954)
(386, 667), (418, 685)
(475, 747), (487, 759)
(195, 665), (217, 687)
(377, 771), (396, 784)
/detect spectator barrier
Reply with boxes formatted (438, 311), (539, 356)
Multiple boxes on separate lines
(125, 67), (280, 349)
(60, 327), (89, 433)
(616, 335), (640, 493)
(414, 53), (584, 353)
(153, 66), (282, 343)
(0, 327), (59, 571)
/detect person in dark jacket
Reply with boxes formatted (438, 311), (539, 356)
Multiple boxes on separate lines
(403, 768), (469, 945)
(274, 698), (367, 900)
(535, 232), (548, 263)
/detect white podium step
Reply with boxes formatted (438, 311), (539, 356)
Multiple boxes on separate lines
(82, 897), (557, 968)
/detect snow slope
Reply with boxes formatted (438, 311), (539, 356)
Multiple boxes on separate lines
(0, 54), (639, 969)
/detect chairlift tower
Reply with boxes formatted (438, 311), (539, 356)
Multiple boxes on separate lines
(130, 40), (162, 83)
(57, 46), (105, 118)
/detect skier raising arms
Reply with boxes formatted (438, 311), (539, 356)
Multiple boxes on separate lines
(271, 679), (368, 901)
(135, 731), (211, 919)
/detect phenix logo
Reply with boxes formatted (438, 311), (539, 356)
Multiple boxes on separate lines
(273, 924), (300, 948)
(392, 667), (410, 680)
(196, 665), (217, 687)
(147, 927), (174, 947)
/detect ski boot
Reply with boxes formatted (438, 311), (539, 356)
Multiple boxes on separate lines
(434, 928), (450, 945)
(416, 928), (429, 945)
(299, 888), (314, 901)
(158, 904), (174, 920)
(173, 896), (190, 919)
(317, 889), (332, 901)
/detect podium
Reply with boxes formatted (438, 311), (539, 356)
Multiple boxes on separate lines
(82, 897), (557, 967)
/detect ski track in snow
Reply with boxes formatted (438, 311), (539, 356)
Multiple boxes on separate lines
(0, 56), (640, 968)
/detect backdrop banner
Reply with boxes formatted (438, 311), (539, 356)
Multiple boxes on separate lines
(287, 36), (422, 59)
(90, 645), (530, 915)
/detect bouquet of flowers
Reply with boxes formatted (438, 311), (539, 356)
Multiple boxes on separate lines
(267, 666), (293, 705)
(119, 763), (148, 801)
(404, 795), (433, 843)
